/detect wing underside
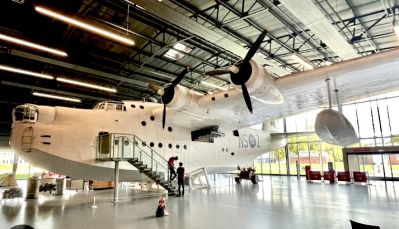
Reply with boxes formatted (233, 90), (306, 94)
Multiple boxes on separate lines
(152, 48), (399, 131)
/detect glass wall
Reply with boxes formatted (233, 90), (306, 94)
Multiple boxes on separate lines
(0, 149), (44, 179)
(255, 91), (399, 175)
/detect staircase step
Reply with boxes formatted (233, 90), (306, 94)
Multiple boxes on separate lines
(137, 164), (147, 169)
(134, 161), (144, 166)
(142, 168), (152, 173)
(132, 158), (139, 162)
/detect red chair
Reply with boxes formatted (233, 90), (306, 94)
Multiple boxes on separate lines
(353, 171), (367, 182)
(337, 172), (350, 182)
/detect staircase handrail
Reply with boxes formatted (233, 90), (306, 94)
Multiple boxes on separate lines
(117, 135), (169, 171)
(100, 133), (169, 171)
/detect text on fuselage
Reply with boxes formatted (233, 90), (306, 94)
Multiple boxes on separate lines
(239, 134), (260, 148)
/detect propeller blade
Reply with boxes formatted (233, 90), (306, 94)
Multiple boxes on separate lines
(205, 65), (240, 76)
(243, 30), (267, 63)
(241, 84), (253, 113)
(170, 67), (190, 88)
(162, 103), (166, 129)
(205, 69), (232, 76)
(148, 83), (164, 96)
(160, 67), (189, 130)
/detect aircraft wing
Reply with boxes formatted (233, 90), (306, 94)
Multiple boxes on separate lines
(151, 48), (399, 131)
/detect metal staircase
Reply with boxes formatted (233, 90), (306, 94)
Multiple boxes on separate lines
(95, 133), (176, 195)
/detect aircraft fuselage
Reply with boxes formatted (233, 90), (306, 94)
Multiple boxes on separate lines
(10, 101), (285, 181)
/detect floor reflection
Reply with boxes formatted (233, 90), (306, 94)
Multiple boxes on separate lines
(1, 176), (399, 229)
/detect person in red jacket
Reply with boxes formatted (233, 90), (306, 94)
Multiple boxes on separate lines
(177, 162), (185, 197)
(168, 156), (178, 181)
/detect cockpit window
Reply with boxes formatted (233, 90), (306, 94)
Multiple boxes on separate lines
(93, 101), (126, 111)
(13, 105), (38, 123)
(106, 103), (114, 110)
(116, 104), (123, 111)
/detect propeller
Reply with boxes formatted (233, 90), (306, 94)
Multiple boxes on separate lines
(206, 66), (239, 76)
(205, 30), (267, 113)
(148, 67), (190, 129)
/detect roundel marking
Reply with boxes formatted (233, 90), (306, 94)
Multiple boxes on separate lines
(249, 134), (257, 148)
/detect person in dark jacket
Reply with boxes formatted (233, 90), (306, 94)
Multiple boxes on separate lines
(177, 162), (185, 197)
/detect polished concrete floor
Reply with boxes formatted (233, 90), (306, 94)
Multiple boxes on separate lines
(1, 176), (399, 229)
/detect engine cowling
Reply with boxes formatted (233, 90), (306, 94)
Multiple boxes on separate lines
(315, 109), (358, 147)
(231, 60), (283, 104)
(165, 84), (200, 111)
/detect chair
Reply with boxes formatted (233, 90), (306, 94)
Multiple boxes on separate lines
(350, 220), (380, 229)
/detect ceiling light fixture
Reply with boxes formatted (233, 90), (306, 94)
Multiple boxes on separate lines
(35, 6), (135, 46)
(200, 81), (228, 91)
(57, 77), (117, 93)
(164, 49), (184, 60)
(173, 43), (192, 53)
(33, 92), (81, 103)
(0, 64), (54, 79)
(0, 33), (67, 57)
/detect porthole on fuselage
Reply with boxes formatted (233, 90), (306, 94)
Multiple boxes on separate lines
(231, 152), (235, 156)
(140, 105), (144, 109)
(150, 142), (154, 147)
(142, 142), (147, 146)
(150, 116), (155, 121)
(158, 143), (163, 148)
(131, 104), (136, 108)
(168, 144), (172, 149)
(183, 145), (187, 150)
(168, 127), (172, 132)
(141, 121), (146, 126)
(224, 93), (229, 98)
(176, 145), (180, 149)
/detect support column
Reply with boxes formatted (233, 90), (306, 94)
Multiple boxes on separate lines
(114, 161), (120, 202)
(325, 78), (332, 109)
(203, 168), (211, 189)
(285, 144), (290, 176)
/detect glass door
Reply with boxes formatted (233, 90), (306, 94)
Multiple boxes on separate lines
(351, 153), (399, 181)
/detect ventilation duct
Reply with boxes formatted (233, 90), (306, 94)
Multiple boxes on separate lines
(280, 0), (359, 60)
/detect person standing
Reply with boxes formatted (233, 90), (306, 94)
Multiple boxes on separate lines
(176, 162), (185, 197)
(168, 156), (178, 181)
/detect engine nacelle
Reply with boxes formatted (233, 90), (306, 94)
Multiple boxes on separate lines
(166, 85), (200, 111)
(315, 109), (358, 147)
(231, 60), (283, 104)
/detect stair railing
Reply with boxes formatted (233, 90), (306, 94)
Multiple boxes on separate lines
(96, 133), (170, 183)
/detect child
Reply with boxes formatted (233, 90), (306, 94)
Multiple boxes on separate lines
(155, 196), (169, 217)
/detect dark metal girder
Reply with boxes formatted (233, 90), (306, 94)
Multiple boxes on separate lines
(214, 0), (315, 67)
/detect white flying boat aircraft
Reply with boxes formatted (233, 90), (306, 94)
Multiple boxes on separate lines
(8, 31), (399, 184)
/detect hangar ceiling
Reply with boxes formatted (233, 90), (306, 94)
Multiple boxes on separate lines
(0, 0), (398, 136)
